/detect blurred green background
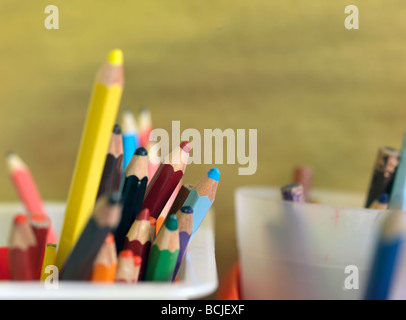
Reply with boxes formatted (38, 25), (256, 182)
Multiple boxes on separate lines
(2, 0), (406, 297)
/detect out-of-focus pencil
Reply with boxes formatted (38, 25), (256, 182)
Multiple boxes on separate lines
(91, 233), (117, 282)
(56, 49), (124, 269)
(145, 214), (179, 281)
(40, 243), (57, 281)
(28, 213), (50, 279)
(293, 165), (313, 202)
(0, 247), (10, 280)
(115, 147), (148, 253)
(142, 142), (191, 220)
(183, 168), (220, 236)
(366, 147), (400, 208)
(96, 124), (123, 200)
(281, 183), (305, 203)
(172, 206), (193, 281)
(138, 107), (152, 149)
(364, 210), (404, 300)
(6, 152), (57, 243)
(115, 250), (135, 283)
(8, 214), (37, 280)
(60, 193), (122, 280)
(123, 208), (151, 281)
(121, 109), (139, 171)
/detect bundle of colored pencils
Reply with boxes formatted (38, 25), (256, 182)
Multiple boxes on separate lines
(3, 49), (220, 284)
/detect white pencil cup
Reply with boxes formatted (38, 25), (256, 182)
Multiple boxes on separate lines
(235, 186), (406, 300)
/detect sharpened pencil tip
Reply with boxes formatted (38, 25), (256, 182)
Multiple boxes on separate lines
(133, 256), (142, 266)
(137, 208), (150, 221)
(208, 168), (220, 181)
(108, 49), (123, 65)
(378, 193), (389, 204)
(135, 147), (148, 156)
(180, 141), (191, 153)
(108, 192), (122, 205)
(119, 250), (133, 258)
(165, 214), (178, 231)
(14, 214), (27, 224)
(113, 124), (121, 134)
(180, 206), (193, 214)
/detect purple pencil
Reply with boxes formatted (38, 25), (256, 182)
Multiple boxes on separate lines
(172, 206), (193, 281)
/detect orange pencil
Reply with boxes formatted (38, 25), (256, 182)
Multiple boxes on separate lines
(115, 250), (135, 283)
(6, 152), (57, 243)
(91, 233), (118, 282)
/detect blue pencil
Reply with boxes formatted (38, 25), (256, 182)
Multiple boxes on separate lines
(364, 210), (403, 300)
(121, 109), (139, 172)
(183, 168), (220, 237)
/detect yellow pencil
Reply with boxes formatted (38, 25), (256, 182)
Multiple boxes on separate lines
(40, 243), (57, 281)
(55, 49), (124, 268)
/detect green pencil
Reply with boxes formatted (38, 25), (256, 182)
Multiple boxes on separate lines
(145, 214), (179, 281)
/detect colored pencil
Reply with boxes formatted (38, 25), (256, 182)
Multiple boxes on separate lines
(8, 214), (37, 280)
(40, 243), (57, 281)
(96, 124), (123, 200)
(28, 213), (50, 279)
(364, 210), (404, 300)
(138, 107), (152, 149)
(281, 183), (305, 203)
(369, 193), (389, 210)
(6, 152), (57, 243)
(293, 165), (313, 202)
(145, 214), (180, 281)
(366, 146), (400, 208)
(183, 168), (220, 236)
(142, 141), (191, 219)
(121, 109), (139, 171)
(115, 250), (135, 283)
(0, 247), (10, 280)
(123, 208), (151, 281)
(172, 206), (193, 281)
(56, 49), (124, 269)
(115, 147), (148, 253)
(91, 233), (118, 282)
(60, 193), (122, 280)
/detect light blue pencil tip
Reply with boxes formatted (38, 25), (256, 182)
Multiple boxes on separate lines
(208, 168), (220, 181)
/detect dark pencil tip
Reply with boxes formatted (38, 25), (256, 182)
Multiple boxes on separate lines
(108, 192), (122, 205)
(113, 124), (121, 134)
(135, 147), (148, 156)
(180, 206), (193, 214)
(165, 214), (178, 231)
(378, 193), (389, 204)
(5, 151), (14, 158)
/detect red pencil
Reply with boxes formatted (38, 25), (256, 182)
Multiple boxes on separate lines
(0, 247), (10, 280)
(123, 208), (151, 281)
(6, 152), (58, 243)
(141, 141), (191, 219)
(8, 214), (37, 280)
